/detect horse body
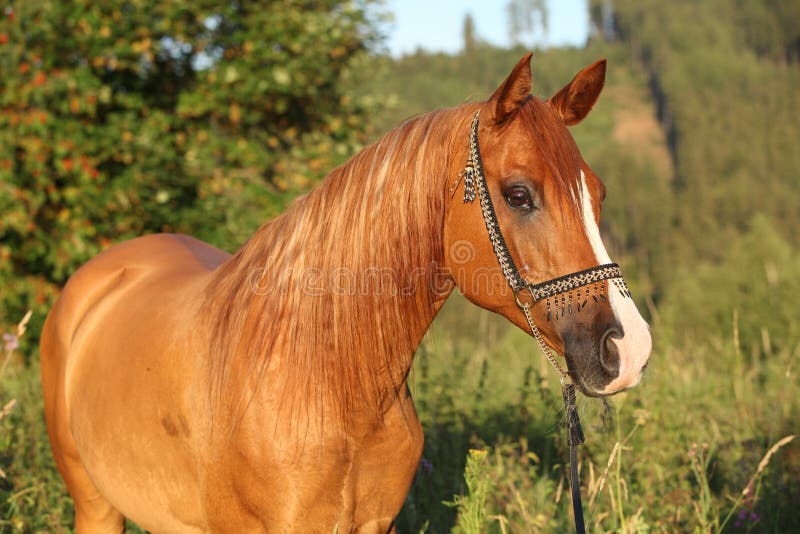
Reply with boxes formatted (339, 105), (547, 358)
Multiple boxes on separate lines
(41, 54), (652, 532)
(43, 231), (429, 532)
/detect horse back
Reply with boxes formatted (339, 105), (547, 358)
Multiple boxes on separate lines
(47, 233), (225, 346)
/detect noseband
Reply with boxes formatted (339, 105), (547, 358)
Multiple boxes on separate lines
(456, 110), (635, 534)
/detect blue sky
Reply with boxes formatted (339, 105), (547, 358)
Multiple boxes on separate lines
(385, 0), (589, 57)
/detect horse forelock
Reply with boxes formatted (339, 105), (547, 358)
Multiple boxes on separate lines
(516, 96), (585, 218)
(202, 105), (475, 434)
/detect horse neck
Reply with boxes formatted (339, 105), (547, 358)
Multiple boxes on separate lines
(205, 106), (473, 423)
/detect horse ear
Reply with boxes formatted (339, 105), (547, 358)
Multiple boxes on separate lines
(488, 52), (533, 124)
(547, 59), (606, 126)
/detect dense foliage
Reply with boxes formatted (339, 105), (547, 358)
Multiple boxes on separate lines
(0, 0), (380, 342)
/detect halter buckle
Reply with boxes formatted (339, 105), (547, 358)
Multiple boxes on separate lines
(513, 286), (536, 310)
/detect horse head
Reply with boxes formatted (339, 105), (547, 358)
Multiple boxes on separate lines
(444, 54), (652, 396)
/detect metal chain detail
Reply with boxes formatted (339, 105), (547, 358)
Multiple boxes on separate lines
(521, 300), (568, 380)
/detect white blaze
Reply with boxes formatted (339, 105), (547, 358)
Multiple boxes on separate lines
(579, 171), (652, 393)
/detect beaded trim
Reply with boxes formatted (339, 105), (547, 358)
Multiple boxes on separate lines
(462, 114), (480, 203)
(528, 263), (627, 302)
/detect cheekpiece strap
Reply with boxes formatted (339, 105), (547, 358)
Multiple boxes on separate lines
(464, 111), (527, 291)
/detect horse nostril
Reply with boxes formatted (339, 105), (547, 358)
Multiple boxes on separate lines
(600, 328), (622, 375)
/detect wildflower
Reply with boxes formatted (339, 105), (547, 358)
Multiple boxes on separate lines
(734, 508), (760, 528)
(734, 508), (747, 527)
(419, 457), (433, 475)
(633, 408), (649, 426)
(2, 332), (18, 352)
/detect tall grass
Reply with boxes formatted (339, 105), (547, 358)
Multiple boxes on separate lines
(1, 312), (74, 532)
(1, 297), (798, 532)
(398, 296), (798, 533)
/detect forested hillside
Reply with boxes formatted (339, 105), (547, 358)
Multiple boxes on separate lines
(594, 0), (800, 352)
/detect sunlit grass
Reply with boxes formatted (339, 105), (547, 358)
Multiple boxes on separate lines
(1, 299), (798, 532)
(400, 295), (799, 532)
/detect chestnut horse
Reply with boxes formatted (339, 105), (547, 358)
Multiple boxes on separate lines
(41, 54), (651, 532)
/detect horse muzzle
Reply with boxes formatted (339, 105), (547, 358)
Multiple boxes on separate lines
(564, 317), (652, 397)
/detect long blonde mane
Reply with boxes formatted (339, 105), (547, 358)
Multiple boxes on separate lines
(202, 104), (476, 427)
(201, 93), (586, 430)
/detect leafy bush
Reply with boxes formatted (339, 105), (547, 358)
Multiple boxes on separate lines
(0, 0), (382, 348)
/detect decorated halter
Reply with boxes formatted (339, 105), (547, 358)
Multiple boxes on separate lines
(456, 110), (633, 379)
(456, 109), (635, 534)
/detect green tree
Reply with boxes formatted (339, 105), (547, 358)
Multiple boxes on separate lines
(0, 0), (382, 348)
(506, 0), (548, 47)
(462, 13), (476, 56)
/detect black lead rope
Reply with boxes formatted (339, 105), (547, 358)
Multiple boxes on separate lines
(563, 384), (586, 534)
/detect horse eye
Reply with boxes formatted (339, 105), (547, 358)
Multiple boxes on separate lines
(505, 187), (533, 210)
